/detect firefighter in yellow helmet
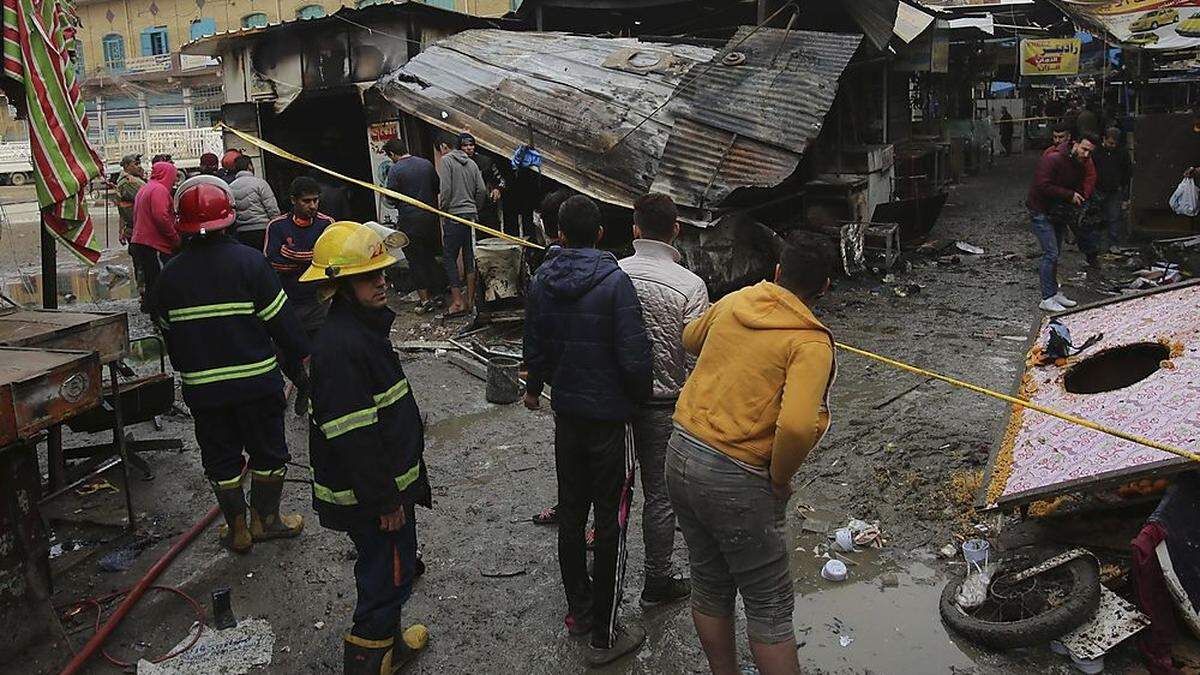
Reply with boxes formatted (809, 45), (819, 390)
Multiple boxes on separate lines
(300, 221), (430, 674)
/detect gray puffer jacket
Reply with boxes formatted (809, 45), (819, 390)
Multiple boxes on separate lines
(230, 170), (280, 233)
(618, 239), (710, 401)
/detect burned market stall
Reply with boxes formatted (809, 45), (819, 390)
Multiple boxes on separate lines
(180, 2), (493, 223)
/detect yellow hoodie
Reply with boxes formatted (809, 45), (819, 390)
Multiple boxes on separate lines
(674, 281), (835, 484)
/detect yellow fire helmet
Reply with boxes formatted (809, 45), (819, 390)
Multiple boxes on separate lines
(299, 221), (399, 283)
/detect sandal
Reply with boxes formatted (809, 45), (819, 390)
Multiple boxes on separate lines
(532, 505), (558, 525)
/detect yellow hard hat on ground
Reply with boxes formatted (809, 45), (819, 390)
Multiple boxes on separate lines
(299, 221), (399, 283)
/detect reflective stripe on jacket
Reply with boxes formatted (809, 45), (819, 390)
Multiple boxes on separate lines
(308, 298), (431, 531)
(152, 234), (310, 410)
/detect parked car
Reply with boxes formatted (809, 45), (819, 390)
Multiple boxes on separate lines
(1177, 11), (1200, 37)
(1130, 7), (1179, 32)
(1127, 31), (1161, 46)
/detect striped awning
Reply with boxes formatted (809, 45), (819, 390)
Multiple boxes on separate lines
(3, 0), (103, 264)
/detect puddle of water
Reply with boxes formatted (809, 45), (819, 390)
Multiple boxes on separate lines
(788, 509), (985, 673)
(425, 408), (500, 443)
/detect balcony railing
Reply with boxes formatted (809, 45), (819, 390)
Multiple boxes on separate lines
(94, 53), (214, 79)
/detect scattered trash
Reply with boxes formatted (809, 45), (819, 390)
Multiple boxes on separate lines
(880, 573), (899, 588)
(839, 635), (854, 648)
(480, 566), (527, 578)
(245, 573), (253, 579)
(1058, 585), (1150, 663)
(98, 546), (142, 573)
(313, 621), (325, 630)
(821, 559), (848, 582)
(955, 241), (984, 255)
(962, 539), (990, 569)
(136, 618), (275, 675)
(801, 517), (831, 535)
(939, 543), (959, 559)
(76, 478), (119, 495)
(848, 519), (884, 548)
(892, 283), (923, 298)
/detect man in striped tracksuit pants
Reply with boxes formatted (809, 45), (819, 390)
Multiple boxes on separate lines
(523, 195), (654, 667)
(153, 175), (311, 554)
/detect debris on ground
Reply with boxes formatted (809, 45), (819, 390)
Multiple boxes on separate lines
(136, 618), (275, 674)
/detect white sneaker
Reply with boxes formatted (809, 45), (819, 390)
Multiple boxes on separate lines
(1040, 298), (1067, 312)
(1052, 292), (1077, 308)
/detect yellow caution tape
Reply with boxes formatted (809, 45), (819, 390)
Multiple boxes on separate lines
(219, 124), (544, 250)
(835, 342), (1200, 465)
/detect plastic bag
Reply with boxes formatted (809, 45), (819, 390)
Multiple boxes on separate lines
(1170, 177), (1199, 217)
(956, 564), (993, 610)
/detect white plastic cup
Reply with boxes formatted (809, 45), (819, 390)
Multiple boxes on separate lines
(962, 539), (990, 565)
(834, 528), (855, 552)
(821, 559), (849, 582)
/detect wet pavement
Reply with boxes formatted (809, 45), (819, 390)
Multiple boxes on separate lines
(5, 154), (1170, 674)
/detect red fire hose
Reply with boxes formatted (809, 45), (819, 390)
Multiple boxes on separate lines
(59, 505), (220, 675)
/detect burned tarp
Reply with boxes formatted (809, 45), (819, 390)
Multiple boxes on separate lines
(373, 27), (862, 225)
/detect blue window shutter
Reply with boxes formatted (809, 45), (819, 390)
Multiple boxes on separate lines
(140, 30), (153, 56)
(190, 18), (216, 40)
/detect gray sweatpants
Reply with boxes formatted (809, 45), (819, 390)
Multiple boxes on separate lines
(631, 405), (677, 580)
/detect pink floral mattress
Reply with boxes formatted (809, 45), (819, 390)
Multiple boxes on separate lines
(988, 283), (1200, 506)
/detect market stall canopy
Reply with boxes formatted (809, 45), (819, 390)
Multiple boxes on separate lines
(1051, 0), (1200, 51)
(844, 0), (937, 50)
(373, 27), (862, 224)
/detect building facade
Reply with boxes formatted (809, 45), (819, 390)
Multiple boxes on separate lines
(72, 0), (515, 144)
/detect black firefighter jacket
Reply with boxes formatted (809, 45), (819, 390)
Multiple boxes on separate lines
(152, 233), (310, 411)
(308, 298), (431, 531)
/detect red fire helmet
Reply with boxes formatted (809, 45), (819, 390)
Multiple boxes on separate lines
(174, 175), (236, 234)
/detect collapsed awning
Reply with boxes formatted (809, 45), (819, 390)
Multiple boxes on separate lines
(373, 27), (861, 225)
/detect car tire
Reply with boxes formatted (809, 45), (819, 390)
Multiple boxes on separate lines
(939, 556), (1101, 650)
(10, 172), (28, 186)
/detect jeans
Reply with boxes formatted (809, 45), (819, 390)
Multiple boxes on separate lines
(129, 243), (170, 315)
(666, 431), (793, 644)
(1031, 211), (1063, 300)
(192, 392), (289, 484)
(442, 217), (475, 289)
(346, 504), (417, 640)
(631, 405), (678, 580)
(554, 413), (636, 648)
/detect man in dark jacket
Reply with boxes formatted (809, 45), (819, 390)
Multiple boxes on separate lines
(384, 139), (443, 312)
(1093, 127), (1131, 251)
(300, 221), (431, 674)
(153, 176), (310, 554)
(1028, 134), (1097, 312)
(523, 195), (653, 667)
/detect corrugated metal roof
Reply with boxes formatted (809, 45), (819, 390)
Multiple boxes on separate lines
(673, 27), (862, 156)
(374, 27), (859, 223)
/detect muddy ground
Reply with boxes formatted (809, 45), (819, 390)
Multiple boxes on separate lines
(3, 154), (1182, 674)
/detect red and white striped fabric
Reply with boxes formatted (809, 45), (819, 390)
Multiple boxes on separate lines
(3, 0), (103, 263)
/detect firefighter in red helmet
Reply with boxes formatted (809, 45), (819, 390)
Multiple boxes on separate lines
(152, 175), (311, 553)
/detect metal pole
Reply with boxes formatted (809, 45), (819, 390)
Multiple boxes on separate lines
(40, 213), (65, 490)
(109, 363), (136, 531)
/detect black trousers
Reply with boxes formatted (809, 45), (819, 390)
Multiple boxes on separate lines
(192, 392), (289, 484)
(236, 228), (266, 252)
(347, 504), (417, 640)
(555, 413), (636, 648)
(398, 210), (444, 293)
(129, 243), (169, 314)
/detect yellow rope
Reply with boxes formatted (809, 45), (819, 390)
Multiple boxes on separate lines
(834, 341), (1200, 465)
(218, 125), (1194, 465)
(218, 124), (544, 250)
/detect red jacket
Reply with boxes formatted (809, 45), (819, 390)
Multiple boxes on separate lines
(132, 162), (181, 255)
(1028, 143), (1085, 214)
(1042, 143), (1096, 198)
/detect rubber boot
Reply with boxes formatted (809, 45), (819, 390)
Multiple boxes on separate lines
(249, 473), (304, 542)
(390, 624), (429, 672)
(343, 635), (393, 675)
(213, 484), (253, 554)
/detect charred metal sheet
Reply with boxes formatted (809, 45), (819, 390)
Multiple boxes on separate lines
(651, 116), (799, 212)
(376, 29), (714, 212)
(374, 27), (860, 222)
(673, 27), (862, 156)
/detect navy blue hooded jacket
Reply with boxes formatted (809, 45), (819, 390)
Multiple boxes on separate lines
(308, 297), (431, 531)
(524, 247), (653, 421)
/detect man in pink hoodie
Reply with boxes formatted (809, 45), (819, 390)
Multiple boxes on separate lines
(132, 161), (181, 315)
